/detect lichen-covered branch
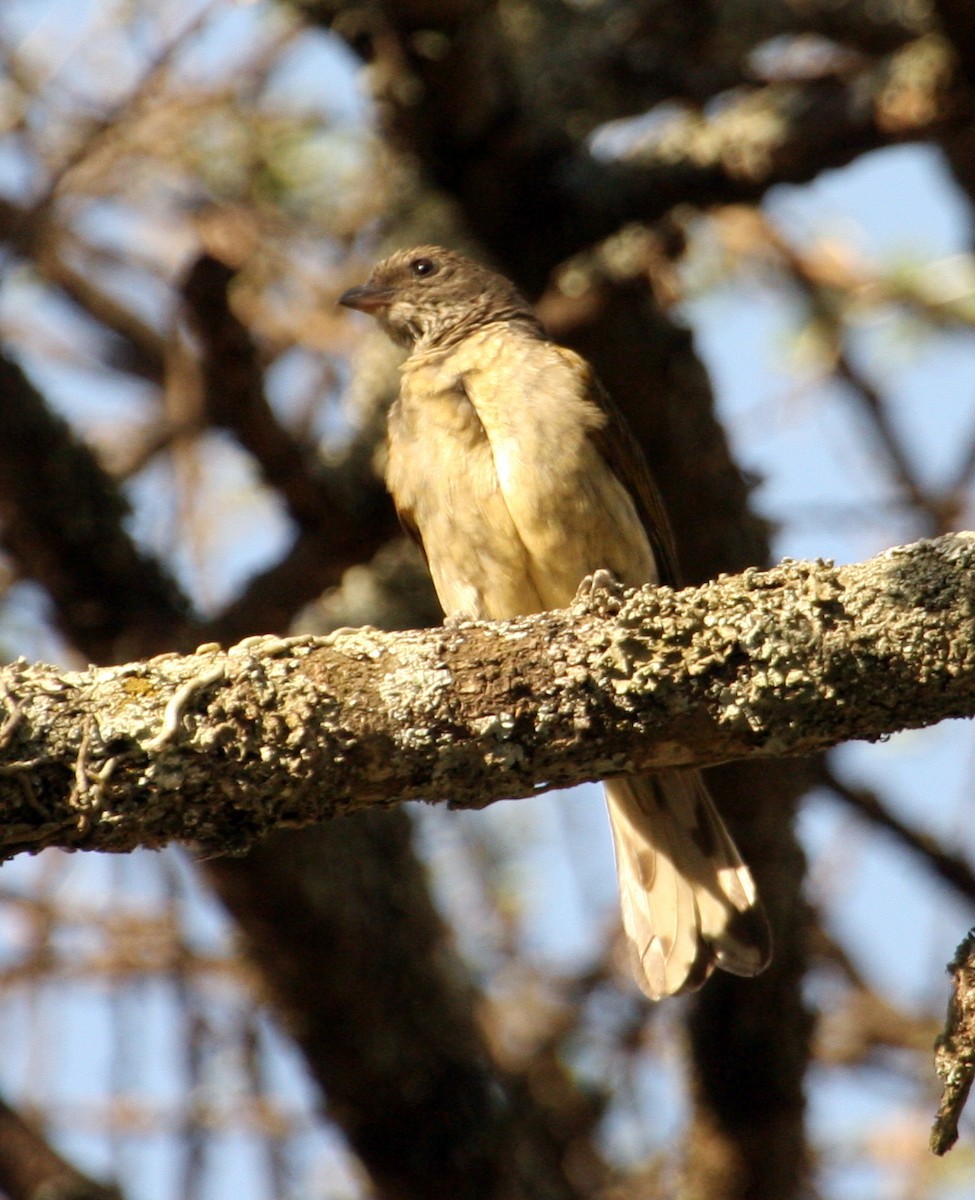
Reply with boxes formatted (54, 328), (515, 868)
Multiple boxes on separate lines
(932, 930), (975, 1155)
(0, 531), (973, 860)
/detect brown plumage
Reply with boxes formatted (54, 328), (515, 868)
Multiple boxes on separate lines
(340, 245), (771, 999)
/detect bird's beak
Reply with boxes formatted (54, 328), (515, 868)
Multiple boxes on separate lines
(338, 283), (395, 313)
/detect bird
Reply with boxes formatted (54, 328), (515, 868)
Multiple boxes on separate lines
(339, 245), (771, 999)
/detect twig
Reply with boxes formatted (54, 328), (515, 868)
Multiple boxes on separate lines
(932, 929), (975, 1154)
(822, 765), (975, 905)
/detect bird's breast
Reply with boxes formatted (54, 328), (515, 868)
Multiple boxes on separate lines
(388, 356), (545, 619)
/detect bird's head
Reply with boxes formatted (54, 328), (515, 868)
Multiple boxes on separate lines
(339, 246), (537, 351)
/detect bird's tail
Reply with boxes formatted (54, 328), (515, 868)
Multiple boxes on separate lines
(604, 770), (771, 1000)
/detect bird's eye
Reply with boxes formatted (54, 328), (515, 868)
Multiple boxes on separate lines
(410, 257), (438, 277)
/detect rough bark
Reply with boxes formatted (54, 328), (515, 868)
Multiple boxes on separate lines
(932, 929), (975, 1155)
(0, 532), (971, 860)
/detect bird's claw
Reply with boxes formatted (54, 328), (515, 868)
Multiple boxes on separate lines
(574, 568), (627, 614)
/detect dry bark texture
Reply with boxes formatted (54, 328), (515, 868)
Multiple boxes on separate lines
(932, 929), (975, 1155)
(0, 532), (972, 860)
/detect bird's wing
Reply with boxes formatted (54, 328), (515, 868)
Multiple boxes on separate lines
(392, 496), (428, 563)
(549, 344), (683, 588)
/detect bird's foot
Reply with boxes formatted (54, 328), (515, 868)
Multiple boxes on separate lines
(574, 568), (627, 615)
(442, 612), (476, 629)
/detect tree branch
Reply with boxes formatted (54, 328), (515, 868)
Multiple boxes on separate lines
(0, 198), (166, 382)
(0, 532), (972, 859)
(563, 44), (964, 242)
(181, 254), (391, 539)
(179, 253), (399, 598)
(205, 818), (591, 1200)
(823, 766), (975, 905)
(0, 1095), (123, 1200)
(933, 929), (975, 1154)
(0, 350), (189, 661)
